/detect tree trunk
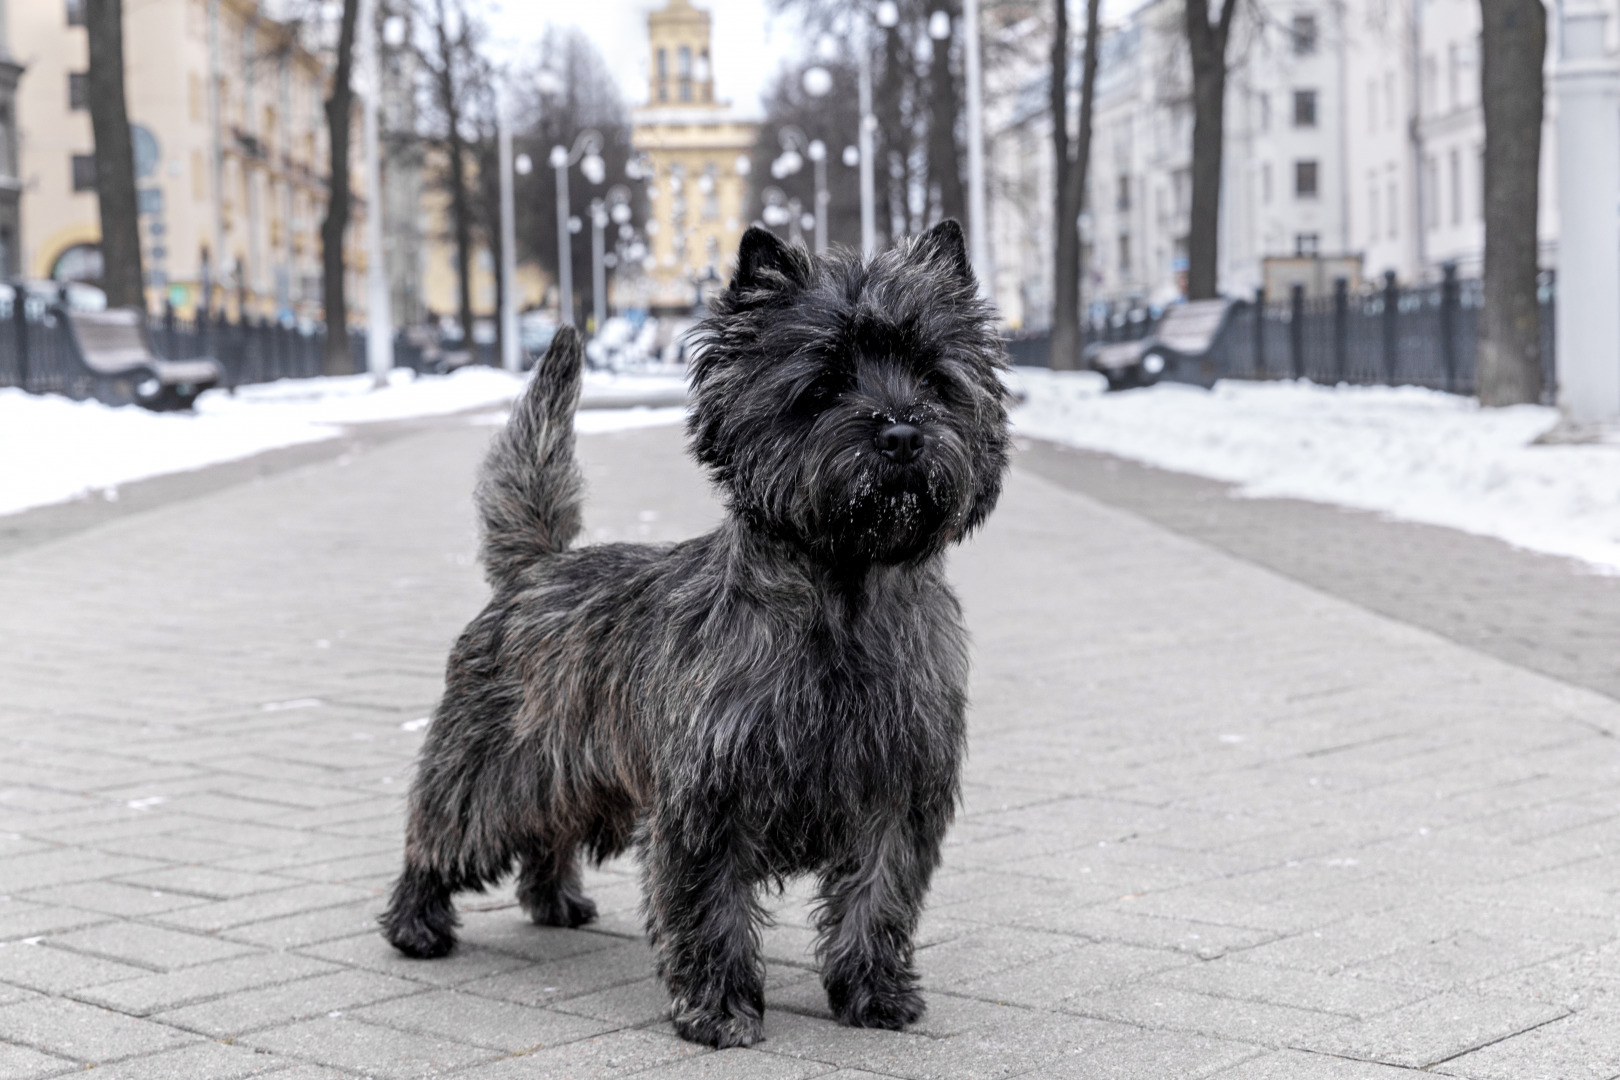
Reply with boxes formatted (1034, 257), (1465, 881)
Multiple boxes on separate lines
(320, 0), (359, 375)
(879, 23), (906, 245)
(1049, 0), (1077, 369)
(85, 0), (144, 309)
(433, 0), (475, 354)
(928, 0), (966, 226)
(1477, 0), (1546, 405)
(1185, 0), (1236, 301)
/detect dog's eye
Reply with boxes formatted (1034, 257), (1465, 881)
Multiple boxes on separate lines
(790, 376), (844, 417)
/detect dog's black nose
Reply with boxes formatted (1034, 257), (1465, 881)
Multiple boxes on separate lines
(875, 423), (924, 464)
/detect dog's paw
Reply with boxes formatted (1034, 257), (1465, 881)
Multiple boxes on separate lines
(381, 910), (458, 959)
(670, 1002), (764, 1049)
(829, 980), (925, 1030)
(521, 884), (598, 929)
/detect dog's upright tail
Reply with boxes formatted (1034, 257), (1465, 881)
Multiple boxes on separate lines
(475, 326), (585, 587)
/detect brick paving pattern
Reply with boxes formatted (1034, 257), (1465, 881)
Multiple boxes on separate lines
(1, 420), (1616, 1079)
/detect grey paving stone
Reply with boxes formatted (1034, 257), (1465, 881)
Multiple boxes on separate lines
(1023, 1027), (1264, 1079)
(954, 941), (1194, 1010)
(152, 969), (425, 1037)
(112, 868), (305, 901)
(1348, 931), (1582, 991)
(0, 941), (152, 994)
(17, 882), (208, 919)
(219, 901), (383, 950)
(64, 1041), (290, 1080)
(1149, 958), (1427, 1020)
(1431, 1008), (1620, 1080)
(76, 951), (341, 1017)
(759, 999), (1129, 1079)
(1066, 982), (1350, 1047)
(0, 997), (198, 1063)
(1298, 992), (1570, 1069)
(630, 1047), (834, 1080)
(351, 988), (613, 1052)
(0, 899), (110, 941)
(0, 1042), (74, 1080)
(1208, 1049), (1424, 1078)
(917, 927), (1084, 987)
(152, 883), (377, 933)
(46, 921), (259, 972)
(454, 1028), (709, 1079)
(456, 940), (660, 1006)
(296, 933), (533, 988)
(0, 850), (163, 893)
(240, 1015), (501, 1077)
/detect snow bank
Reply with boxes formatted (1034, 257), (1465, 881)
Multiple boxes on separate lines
(1010, 370), (1620, 573)
(1, 368), (688, 518)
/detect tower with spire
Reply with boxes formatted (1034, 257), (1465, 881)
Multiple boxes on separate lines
(630, 0), (756, 313)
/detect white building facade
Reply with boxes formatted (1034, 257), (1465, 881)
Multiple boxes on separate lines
(986, 0), (1596, 321)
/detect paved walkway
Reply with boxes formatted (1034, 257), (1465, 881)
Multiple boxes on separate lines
(1, 419), (1617, 1080)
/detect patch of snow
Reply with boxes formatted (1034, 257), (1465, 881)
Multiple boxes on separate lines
(1, 367), (689, 518)
(1010, 370), (1620, 573)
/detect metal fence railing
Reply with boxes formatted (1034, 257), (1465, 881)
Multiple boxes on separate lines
(0, 295), (504, 399)
(1004, 268), (1558, 401)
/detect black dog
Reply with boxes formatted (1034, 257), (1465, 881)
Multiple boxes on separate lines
(381, 220), (1010, 1048)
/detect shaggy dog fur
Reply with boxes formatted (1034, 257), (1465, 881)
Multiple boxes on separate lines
(380, 220), (1010, 1048)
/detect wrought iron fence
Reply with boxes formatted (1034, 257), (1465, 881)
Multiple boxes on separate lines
(0, 295), (504, 398)
(1005, 268), (1558, 400)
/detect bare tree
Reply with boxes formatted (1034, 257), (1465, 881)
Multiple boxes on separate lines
(1049, 0), (1101, 369)
(417, 0), (490, 352)
(750, 56), (865, 247)
(85, 0), (144, 308)
(1184, 0), (1237, 300)
(1477, 0), (1546, 405)
(510, 28), (635, 323)
(320, 0), (360, 373)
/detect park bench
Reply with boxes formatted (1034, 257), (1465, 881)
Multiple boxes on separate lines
(58, 306), (223, 410)
(1085, 298), (1241, 391)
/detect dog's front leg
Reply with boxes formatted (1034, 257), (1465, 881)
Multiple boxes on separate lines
(815, 812), (942, 1030)
(644, 816), (765, 1049)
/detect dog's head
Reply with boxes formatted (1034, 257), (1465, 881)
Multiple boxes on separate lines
(689, 220), (1010, 567)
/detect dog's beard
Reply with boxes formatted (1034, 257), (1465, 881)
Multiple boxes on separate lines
(785, 412), (977, 566)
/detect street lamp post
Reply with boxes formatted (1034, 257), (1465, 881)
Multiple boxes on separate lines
(856, 14), (880, 257)
(361, 0), (392, 386)
(771, 126), (830, 255)
(962, 0), (990, 286)
(589, 185), (632, 334)
(550, 130), (605, 328)
(497, 103), (519, 371)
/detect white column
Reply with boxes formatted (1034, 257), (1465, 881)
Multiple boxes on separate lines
(962, 0), (990, 287)
(1556, 0), (1620, 422)
(498, 109), (520, 371)
(361, 0), (393, 384)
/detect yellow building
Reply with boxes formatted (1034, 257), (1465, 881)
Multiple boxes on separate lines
(11, 0), (359, 320)
(631, 0), (755, 312)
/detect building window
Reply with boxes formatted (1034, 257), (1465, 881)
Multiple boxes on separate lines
(1293, 90), (1317, 128)
(1387, 171), (1399, 238)
(1295, 233), (1321, 257)
(656, 49), (667, 102)
(1258, 92), (1270, 132)
(67, 0), (86, 26)
(1292, 14), (1317, 55)
(678, 46), (692, 102)
(1449, 148), (1461, 224)
(1295, 160), (1318, 198)
(1424, 155), (1438, 228)
(1118, 233), (1131, 275)
(1368, 173), (1379, 240)
(1367, 79), (1377, 134)
(1262, 162), (1273, 205)
(72, 153), (97, 192)
(1116, 175), (1131, 211)
(69, 72), (88, 111)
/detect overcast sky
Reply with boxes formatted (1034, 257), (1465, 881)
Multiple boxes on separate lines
(480, 0), (801, 119)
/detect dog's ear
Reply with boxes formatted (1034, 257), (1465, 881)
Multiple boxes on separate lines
(730, 226), (808, 296)
(915, 219), (975, 287)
